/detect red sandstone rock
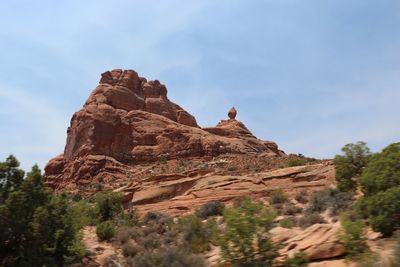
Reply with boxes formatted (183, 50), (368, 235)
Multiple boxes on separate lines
(132, 162), (335, 216)
(228, 107), (237, 119)
(45, 69), (285, 189)
(276, 223), (345, 261)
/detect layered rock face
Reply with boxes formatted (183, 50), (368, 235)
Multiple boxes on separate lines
(130, 162), (335, 216)
(45, 69), (350, 266)
(45, 69), (284, 189)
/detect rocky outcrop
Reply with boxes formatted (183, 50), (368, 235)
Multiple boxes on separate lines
(130, 162), (335, 216)
(228, 107), (237, 119)
(273, 223), (345, 262)
(45, 69), (284, 189)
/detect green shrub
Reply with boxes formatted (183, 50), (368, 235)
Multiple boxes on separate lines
(272, 203), (285, 215)
(0, 155), (24, 202)
(96, 220), (115, 241)
(68, 238), (86, 260)
(141, 223), (160, 236)
(219, 197), (278, 267)
(227, 166), (237, 172)
(339, 215), (369, 259)
(298, 212), (326, 228)
(295, 191), (308, 204)
(116, 227), (131, 244)
(139, 232), (161, 251)
(280, 217), (296, 229)
(115, 226), (144, 246)
(283, 204), (302, 216)
(364, 187), (400, 236)
(117, 207), (140, 227)
(351, 198), (369, 220)
(94, 191), (123, 222)
(143, 211), (171, 225)
(67, 199), (93, 229)
(0, 159), (85, 266)
(347, 143), (400, 236)
(161, 227), (180, 246)
(286, 158), (307, 167)
(122, 240), (142, 257)
(195, 200), (225, 220)
(358, 142), (400, 196)
(334, 141), (371, 192)
(284, 251), (309, 267)
(269, 189), (287, 204)
(130, 248), (205, 267)
(307, 188), (352, 216)
(179, 215), (216, 253)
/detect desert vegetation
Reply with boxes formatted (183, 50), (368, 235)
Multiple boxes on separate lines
(0, 156), (85, 266)
(1, 141), (400, 266)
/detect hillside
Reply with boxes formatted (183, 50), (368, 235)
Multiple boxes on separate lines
(33, 70), (399, 266)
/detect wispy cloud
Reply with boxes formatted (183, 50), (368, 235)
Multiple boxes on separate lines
(0, 85), (69, 170)
(0, 0), (399, 169)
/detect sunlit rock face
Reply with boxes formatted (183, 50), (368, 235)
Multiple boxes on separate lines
(44, 69), (284, 190)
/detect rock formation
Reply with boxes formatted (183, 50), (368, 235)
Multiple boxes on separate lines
(228, 107), (237, 120)
(45, 69), (284, 189)
(130, 162), (335, 216)
(43, 69), (356, 267)
(273, 223), (345, 262)
(42, 69), (396, 267)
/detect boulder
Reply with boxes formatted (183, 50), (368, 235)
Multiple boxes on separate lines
(228, 107), (237, 119)
(278, 223), (345, 261)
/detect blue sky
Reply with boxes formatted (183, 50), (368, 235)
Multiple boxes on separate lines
(0, 0), (399, 171)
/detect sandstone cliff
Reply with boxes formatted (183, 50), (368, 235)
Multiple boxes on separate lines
(44, 69), (385, 267)
(45, 69), (284, 190)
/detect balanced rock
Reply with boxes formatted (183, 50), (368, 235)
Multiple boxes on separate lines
(45, 69), (284, 190)
(228, 107), (237, 119)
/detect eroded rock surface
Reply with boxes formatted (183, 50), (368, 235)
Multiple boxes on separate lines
(45, 69), (284, 190)
(131, 161), (335, 216)
(276, 223), (345, 261)
(228, 107), (237, 119)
